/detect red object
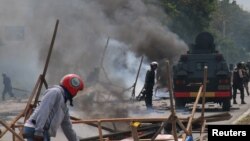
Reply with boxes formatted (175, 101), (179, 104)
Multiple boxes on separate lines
(174, 91), (231, 98)
(60, 74), (84, 97)
(218, 79), (230, 84)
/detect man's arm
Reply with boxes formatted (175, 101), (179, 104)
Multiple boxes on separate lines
(144, 70), (150, 88)
(61, 111), (79, 141)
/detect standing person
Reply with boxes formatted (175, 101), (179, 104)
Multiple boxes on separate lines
(2, 73), (15, 101)
(232, 63), (246, 104)
(143, 61), (158, 110)
(242, 62), (250, 96)
(23, 74), (84, 141)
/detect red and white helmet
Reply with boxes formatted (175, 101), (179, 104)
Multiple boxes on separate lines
(60, 74), (84, 97)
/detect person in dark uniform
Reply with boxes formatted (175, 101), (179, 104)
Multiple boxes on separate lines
(232, 62), (246, 104)
(143, 61), (158, 110)
(2, 73), (15, 101)
(241, 62), (250, 96)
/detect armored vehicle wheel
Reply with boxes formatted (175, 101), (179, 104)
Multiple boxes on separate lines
(222, 99), (231, 111)
(175, 99), (186, 109)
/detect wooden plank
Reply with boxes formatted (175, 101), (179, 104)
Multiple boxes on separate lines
(0, 120), (24, 141)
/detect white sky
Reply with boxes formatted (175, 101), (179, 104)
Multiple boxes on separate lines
(236, 0), (250, 11)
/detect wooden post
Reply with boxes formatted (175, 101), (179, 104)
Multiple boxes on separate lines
(151, 60), (178, 141)
(0, 112), (24, 138)
(130, 122), (139, 141)
(24, 75), (42, 120)
(34, 19), (59, 105)
(186, 85), (203, 133)
(12, 126), (15, 141)
(166, 60), (178, 141)
(24, 20), (59, 121)
(165, 61), (175, 115)
(201, 66), (208, 120)
(0, 120), (24, 141)
(182, 85), (203, 141)
(97, 121), (104, 141)
(70, 116), (115, 132)
(200, 66), (208, 141)
(150, 114), (172, 141)
(199, 120), (206, 141)
(0, 20), (59, 141)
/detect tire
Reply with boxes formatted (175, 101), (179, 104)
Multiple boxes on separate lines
(222, 99), (231, 111)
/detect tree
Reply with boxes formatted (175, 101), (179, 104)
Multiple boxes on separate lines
(159, 0), (217, 43)
(209, 0), (250, 63)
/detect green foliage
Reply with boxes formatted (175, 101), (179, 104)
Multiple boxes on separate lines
(209, 0), (250, 63)
(156, 0), (250, 63)
(159, 0), (217, 43)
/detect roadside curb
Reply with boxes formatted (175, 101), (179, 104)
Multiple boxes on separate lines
(232, 108), (250, 124)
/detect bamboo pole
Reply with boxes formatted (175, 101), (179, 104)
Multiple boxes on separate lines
(199, 120), (206, 141)
(70, 116), (116, 132)
(199, 66), (208, 141)
(12, 126), (15, 141)
(150, 60), (178, 141)
(60, 112), (232, 126)
(176, 118), (189, 135)
(183, 66), (208, 141)
(33, 19), (59, 105)
(182, 85), (203, 141)
(165, 61), (175, 116)
(186, 85), (203, 133)
(166, 60), (178, 141)
(72, 117), (169, 123)
(0, 111), (24, 138)
(23, 75), (42, 118)
(201, 66), (208, 120)
(97, 121), (104, 141)
(0, 120), (24, 141)
(150, 114), (172, 141)
(24, 20), (59, 121)
(80, 124), (159, 141)
(0, 20), (59, 141)
(131, 56), (144, 101)
(131, 122), (139, 141)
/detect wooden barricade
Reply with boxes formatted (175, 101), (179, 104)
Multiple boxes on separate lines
(0, 19), (59, 141)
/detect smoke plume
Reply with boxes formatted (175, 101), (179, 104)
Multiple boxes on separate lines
(0, 0), (188, 119)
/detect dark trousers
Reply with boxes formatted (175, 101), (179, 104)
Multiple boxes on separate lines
(2, 87), (14, 100)
(233, 85), (244, 101)
(144, 88), (153, 110)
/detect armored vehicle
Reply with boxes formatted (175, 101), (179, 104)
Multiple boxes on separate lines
(173, 32), (231, 111)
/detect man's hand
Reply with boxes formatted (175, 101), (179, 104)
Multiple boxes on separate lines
(34, 135), (44, 141)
